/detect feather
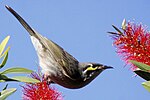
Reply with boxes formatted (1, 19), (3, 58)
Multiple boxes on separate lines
(6, 5), (80, 79)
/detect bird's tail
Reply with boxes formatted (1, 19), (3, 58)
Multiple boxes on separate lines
(5, 5), (36, 37)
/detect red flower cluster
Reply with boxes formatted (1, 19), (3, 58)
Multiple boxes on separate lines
(111, 21), (150, 70)
(22, 73), (63, 100)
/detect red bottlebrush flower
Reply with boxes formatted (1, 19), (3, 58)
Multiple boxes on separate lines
(110, 20), (150, 70)
(22, 72), (63, 100)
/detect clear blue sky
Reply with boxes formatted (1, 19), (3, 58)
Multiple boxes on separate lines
(0, 0), (150, 100)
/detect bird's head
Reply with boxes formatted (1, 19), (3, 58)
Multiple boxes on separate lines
(79, 62), (113, 82)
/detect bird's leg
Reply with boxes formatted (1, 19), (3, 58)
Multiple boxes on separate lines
(44, 72), (55, 85)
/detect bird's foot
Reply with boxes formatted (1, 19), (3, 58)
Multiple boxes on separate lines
(44, 73), (54, 85)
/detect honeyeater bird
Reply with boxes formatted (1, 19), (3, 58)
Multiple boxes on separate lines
(5, 5), (113, 89)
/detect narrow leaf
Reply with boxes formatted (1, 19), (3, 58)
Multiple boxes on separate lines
(134, 69), (150, 81)
(130, 60), (150, 71)
(0, 67), (33, 75)
(0, 51), (8, 69)
(122, 19), (126, 30)
(3, 84), (8, 90)
(112, 25), (123, 35)
(0, 80), (5, 82)
(107, 32), (119, 35)
(0, 46), (10, 58)
(142, 81), (150, 92)
(0, 36), (10, 56)
(0, 74), (9, 80)
(11, 76), (40, 83)
(0, 88), (16, 100)
(0, 74), (18, 82)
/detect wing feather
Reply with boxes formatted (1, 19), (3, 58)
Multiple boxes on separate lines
(6, 6), (81, 79)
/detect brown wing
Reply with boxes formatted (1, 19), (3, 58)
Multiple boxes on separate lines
(38, 34), (81, 79)
(6, 5), (81, 79)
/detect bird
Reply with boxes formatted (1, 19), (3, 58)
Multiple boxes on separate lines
(5, 5), (113, 89)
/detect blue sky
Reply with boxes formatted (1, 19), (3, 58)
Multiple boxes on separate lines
(0, 0), (150, 100)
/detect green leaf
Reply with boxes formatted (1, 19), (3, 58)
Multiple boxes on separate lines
(0, 36), (10, 56)
(0, 67), (33, 75)
(0, 51), (8, 69)
(142, 81), (150, 92)
(0, 74), (18, 82)
(0, 88), (16, 100)
(0, 46), (10, 58)
(0, 74), (9, 80)
(130, 60), (150, 72)
(134, 69), (150, 81)
(11, 76), (40, 83)
(0, 80), (5, 82)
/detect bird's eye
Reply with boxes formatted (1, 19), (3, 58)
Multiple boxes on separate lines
(83, 64), (98, 81)
(86, 64), (93, 68)
(86, 64), (98, 72)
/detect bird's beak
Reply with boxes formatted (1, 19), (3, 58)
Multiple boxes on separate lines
(103, 66), (113, 69)
(98, 66), (113, 70)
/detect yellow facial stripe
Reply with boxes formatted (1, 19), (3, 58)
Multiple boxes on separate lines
(86, 66), (97, 71)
